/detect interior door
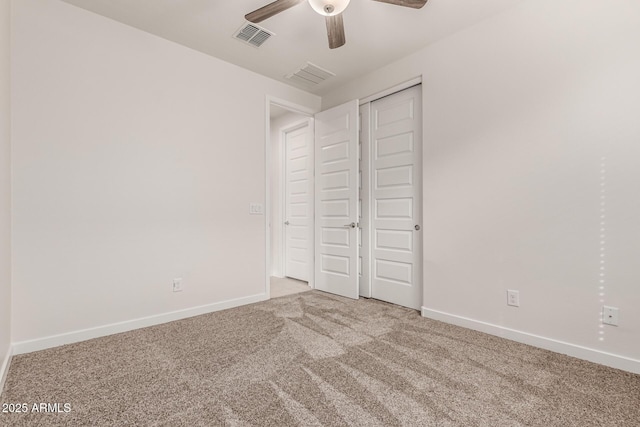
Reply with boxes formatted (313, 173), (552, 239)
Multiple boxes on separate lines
(370, 85), (422, 309)
(314, 100), (359, 299)
(284, 123), (311, 281)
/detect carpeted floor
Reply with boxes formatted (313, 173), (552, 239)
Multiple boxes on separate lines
(1, 291), (639, 426)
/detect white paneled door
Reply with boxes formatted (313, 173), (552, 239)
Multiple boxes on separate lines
(314, 100), (359, 299)
(284, 123), (312, 281)
(370, 85), (422, 309)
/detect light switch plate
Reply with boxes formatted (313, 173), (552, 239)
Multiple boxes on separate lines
(249, 203), (264, 215)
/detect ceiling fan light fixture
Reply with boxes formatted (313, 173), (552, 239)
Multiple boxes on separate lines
(308, 0), (351, 16)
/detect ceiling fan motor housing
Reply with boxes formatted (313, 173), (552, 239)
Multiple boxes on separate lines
(308, 0), (351, 16)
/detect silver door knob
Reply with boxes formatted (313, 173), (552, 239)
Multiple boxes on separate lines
(414, 225), (420, 231)
(343, 222), (356, 229)
(284, 221), (290, 225)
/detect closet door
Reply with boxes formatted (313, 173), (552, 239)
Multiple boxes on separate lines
(314, 100), (360, 299)
(370, 85), (422, 309)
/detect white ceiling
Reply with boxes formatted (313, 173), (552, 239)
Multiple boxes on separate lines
(60, 0), (521, 95)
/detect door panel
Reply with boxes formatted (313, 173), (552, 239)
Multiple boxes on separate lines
(315, 100), (359, 299)
(285, 124), (311, 281)
(370, 85), (422, 309)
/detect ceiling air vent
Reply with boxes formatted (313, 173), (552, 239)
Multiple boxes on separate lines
(234, 23), (273, 48)
(285, 62), (336, 87)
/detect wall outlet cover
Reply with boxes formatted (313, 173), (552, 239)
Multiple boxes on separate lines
(507, 290), (520, 307)
(602, 306), (619, 326)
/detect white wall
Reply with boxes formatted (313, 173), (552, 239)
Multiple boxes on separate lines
(269, 111), (308, 277)
(323, 0), (640, 371)
(11, 0), (320, 347)
(0, 0), (13, 387)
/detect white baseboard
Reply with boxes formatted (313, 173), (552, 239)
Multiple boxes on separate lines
(12, 293), (269, 355)
(422, 307), (640, 375)
(0, 345), (12, 394)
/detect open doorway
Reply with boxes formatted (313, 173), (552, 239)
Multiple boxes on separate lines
(268, 101), (314, 298)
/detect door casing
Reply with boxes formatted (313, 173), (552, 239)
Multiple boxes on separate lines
(265, 97), (316, 299)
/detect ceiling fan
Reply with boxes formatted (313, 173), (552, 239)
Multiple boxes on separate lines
(245, 0), (428, 49)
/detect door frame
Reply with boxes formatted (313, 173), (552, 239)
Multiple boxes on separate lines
(358, 76), (423, 107)
(280, 119), (314, 281)
(265, 96), (317, 299)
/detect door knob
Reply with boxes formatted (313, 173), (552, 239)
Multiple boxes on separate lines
(284, 221), (290, 225)
(414, 224), (420, 231)
(343, 222), (356, 229)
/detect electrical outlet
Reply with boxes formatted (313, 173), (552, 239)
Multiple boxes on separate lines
(602, 306), (619, 326)
(507, 290), (520, 307)
(173, 278), (183, 292)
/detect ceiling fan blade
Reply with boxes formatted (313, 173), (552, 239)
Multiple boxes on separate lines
(245, 0), (305, 23)
(371, 0), (428, 9)
(326, 14), (346, 49)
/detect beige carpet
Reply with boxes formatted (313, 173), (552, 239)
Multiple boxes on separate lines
(1, 291), (639, 426)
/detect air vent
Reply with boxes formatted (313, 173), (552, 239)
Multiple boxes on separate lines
(285, 62), (336, 87)
(234, 23), (273, 48)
